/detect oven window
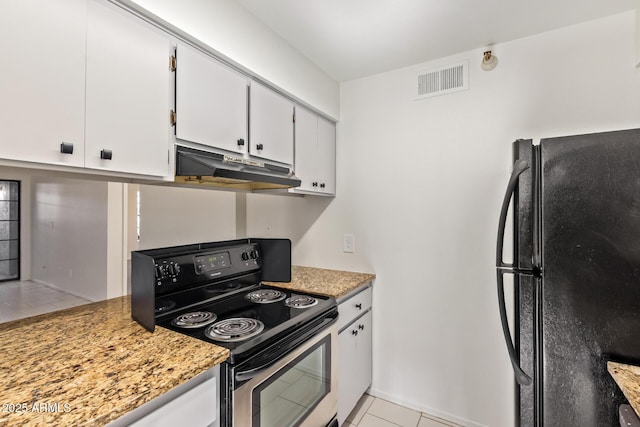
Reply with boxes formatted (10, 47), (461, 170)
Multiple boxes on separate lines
(253, 336), (331, 427)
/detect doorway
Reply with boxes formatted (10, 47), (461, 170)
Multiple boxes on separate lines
(0, 181), (19, 281)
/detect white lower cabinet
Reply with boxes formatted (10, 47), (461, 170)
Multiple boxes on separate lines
(108, 367), (219, 427)
(338, 286), (373, 425)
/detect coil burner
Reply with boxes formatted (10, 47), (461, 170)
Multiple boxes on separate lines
(205, 318), (265, 342)
(284, 295), (318, 309)
(171, 311), (217, 329)
(245, 289), (286, 304)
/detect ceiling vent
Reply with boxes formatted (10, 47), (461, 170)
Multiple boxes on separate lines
(416, 60), (469, 100)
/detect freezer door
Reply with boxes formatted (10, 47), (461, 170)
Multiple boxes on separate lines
(540, 128), (640, 426)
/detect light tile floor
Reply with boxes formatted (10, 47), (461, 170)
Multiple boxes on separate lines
(344, 394), (462, 427)
(0, 280), (90, 323)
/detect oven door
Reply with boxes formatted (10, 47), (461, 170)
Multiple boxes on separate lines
(233, 322), (337, 427)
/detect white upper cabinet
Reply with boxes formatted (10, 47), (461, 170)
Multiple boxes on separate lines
(293, 108), (317, 192)
(0, 0), (87, 167)
(291, 107), (336, 195)
(175, 44), (249, 155)
(316, 116), (337, 194)
(249, 82), (294, 165)
(85, 0), (171, 176)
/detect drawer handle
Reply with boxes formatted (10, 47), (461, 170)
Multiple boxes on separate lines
(355, 303), (362, 310)
(256, 143), (264, 150)
(60, 142), (74, 154)
(100, 149), (113, 160)
(352, 330), (358, 336)
(358, 324), (365, 330)
(237, 138), (245, 146)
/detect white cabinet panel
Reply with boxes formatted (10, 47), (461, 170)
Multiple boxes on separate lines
(0, 0), (86, 167)
(176, 44), (248, 154)
(291, 107), (336, 196)
(85, 0), (171, 176)
(317, 116), (336, 194)
(338, 310), (373, 425)
(129, 377), (217, 427)
(250, 82), (294, 165)
(293, 107), (317, 192)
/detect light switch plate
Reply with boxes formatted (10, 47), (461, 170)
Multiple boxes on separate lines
(343, 234), (355, 253)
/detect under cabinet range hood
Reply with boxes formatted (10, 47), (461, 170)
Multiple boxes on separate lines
(175, 145), (301, 191)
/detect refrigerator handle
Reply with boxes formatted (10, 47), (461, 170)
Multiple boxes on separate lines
(497, 269), (533, 386)
(496, 160), (530, 268)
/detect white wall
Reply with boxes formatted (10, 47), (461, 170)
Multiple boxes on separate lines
(31, 177), (109, 301)
(137, 185), (236, 250)
(247, 12), (640, 427)
(129, 0), (340, 119)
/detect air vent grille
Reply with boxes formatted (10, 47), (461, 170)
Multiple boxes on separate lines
(416, 60), (469, 99)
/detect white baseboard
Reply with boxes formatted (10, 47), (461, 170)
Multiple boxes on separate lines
(367, 387), (487, 427)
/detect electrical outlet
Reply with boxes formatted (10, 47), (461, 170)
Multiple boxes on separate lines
(343, 234), (355, 253)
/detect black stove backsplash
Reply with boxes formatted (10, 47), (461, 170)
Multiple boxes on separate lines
(131, 238), (292, 332)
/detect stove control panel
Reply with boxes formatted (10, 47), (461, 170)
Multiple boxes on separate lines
(154, 260), (182, 284)
(152, 243), (261, 293)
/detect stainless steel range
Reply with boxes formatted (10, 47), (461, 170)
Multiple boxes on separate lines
(131, 239), (338, 427)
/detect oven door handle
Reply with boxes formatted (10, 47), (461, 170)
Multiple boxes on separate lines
(234, 316), (337, 384)
(235, 360), (279, 383)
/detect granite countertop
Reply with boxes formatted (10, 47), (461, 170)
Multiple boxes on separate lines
(0, 296), (229, 427)
(265, 265), (376, 300)
(608, 361), (640, 417)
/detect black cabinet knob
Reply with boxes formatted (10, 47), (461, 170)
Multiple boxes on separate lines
(237, 138), (245, 146)
(256, 143), (264, 150)
(352, 330), (358, 336)
(320, 183), (326, 189)
(100, 149), (113, 160)
(60, 142), (74, 154)
(312, 182), (318, 187)
(358, 324), (365, 330)
(355, 303), (362, 310)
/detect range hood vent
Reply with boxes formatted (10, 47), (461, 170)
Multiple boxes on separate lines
(175, 146), (301, 191)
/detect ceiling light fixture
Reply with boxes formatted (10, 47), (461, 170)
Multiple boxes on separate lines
(481, 50), (498, 71)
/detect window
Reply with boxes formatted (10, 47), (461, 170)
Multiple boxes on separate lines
(0, 181), (20, 281)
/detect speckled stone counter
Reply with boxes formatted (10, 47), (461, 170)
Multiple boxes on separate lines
(608, 361), (640, 417)
(265, 265), (376, 300)
(0, 296), (229, 427)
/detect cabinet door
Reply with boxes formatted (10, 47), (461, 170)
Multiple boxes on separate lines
(0, 0), (86, 167)
(293, 107), (318, 192)
(249, 82), (294, 165)
(338, 311), (373, 425)
(317, 117), (336, 194)
(85, 0), (171, 176)
(175, 44), (248, 155)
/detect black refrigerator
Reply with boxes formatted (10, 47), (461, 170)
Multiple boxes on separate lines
(496, 128), (640, 426)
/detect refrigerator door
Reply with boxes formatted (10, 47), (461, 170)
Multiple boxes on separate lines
(540, 128), (640, 426)
(515, 274), (540, 427)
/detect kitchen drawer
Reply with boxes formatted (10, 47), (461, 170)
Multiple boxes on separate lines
(338, 285), (372, 331)
(129, 376), (217, 427)
(109, 368), (219, 427)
